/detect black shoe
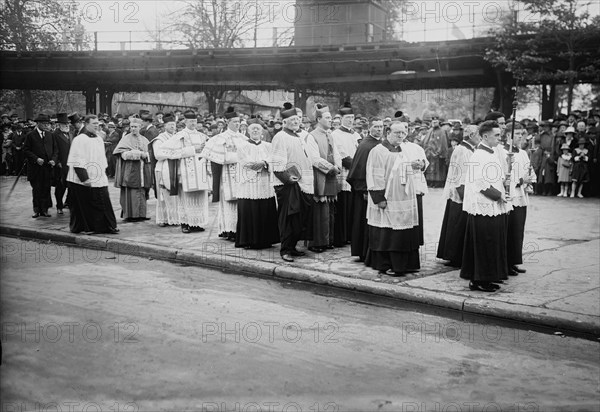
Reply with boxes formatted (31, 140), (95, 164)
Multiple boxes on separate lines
(57, 209), (63, 215)
(444, 261), (461, 268)
(181, 224), (191, 233)
(281, 254), (295, 262)
(325, 245), (335, 249)
(491, 280), (504, 284)
(308, 246), (325, 253)
(508, 270), (519, 276)
(469, 281), (498, 292)
(290, 250), (306, 257)
(32, 213), (40, 218)
(40, 212), (51, 217)
(512, 265), (526, 273)
(106, 227), (119, 234)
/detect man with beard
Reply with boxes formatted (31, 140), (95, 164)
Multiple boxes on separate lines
(307, 104), (342, 253)
(52, 113), (72, 215)
(346, 117), (383, 262)
(437, 125), (480, 267)
(331, 102), (360, 246)
(23, 114), (58, 218)
(66, 115), (118, 234)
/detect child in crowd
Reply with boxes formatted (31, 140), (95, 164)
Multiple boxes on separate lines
(556, 143), (572, 197)
(540, 149), (557, 195)
(571, 137), (589, 198)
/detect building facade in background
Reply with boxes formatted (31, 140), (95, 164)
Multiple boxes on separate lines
(294, 0), (388, 46)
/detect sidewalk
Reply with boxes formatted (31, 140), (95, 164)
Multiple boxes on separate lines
(1, 175), (599, 336)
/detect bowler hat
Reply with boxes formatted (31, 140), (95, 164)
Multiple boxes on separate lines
(34, 114), (51, 122)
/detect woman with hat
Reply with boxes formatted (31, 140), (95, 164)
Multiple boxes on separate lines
(571, 137), (590, 198)
(563, 126), (578, 152)
(234, 118), (280, 249)
(556, 143), (573, 197)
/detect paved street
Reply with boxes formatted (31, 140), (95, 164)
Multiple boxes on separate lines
(1, 177), (599, 334)
(1, 237), (599, 411)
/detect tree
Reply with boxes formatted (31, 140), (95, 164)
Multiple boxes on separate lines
(155, 0), (283, 113)
(485, 0), (600, 115)
(0, 0), (83, 117)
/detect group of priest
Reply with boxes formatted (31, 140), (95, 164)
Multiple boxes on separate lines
(19, 103), (535, 292)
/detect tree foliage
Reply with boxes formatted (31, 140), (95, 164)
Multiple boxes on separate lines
(0, 0), (79, 51)
(485, 0), (600, 113)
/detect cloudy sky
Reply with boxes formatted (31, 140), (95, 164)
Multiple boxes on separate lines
(73, 0), (600, 50)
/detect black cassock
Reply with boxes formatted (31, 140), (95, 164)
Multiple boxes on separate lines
(346, 134), (380, 261)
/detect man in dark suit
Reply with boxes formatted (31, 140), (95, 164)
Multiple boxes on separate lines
(23, 114), (58, 218)
(68, 112), (84, 139)
(11, 122), (27, 175)
(140, 113), (159, 142)
(53, 113), (72, 214)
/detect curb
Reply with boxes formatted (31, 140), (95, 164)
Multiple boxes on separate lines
(2, 224), (599, 337)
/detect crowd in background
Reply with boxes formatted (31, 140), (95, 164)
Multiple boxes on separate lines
(2, 107), (599, 199)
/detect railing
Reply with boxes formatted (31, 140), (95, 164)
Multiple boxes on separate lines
(0, 23), (499, 52)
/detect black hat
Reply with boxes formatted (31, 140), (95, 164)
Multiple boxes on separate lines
(338, 102), (353, 116)
(68, 112), (82, 124)
(34, 113), (51, 122)
(163, 114), (175, 123)
(1, 113), (9, 118)
(56, 113), (69, 124)
(139, 109), (150, 117)
(183, 109), (196, 119)
(224, 106), (239, 120)
(315, 103), (330, 117)
(394, 110), (403, 118)
(140, 113), (152, 122)
(247, 118), (265, 128)
(484, 111), (505, 121)
(280, 102), (297, 119)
